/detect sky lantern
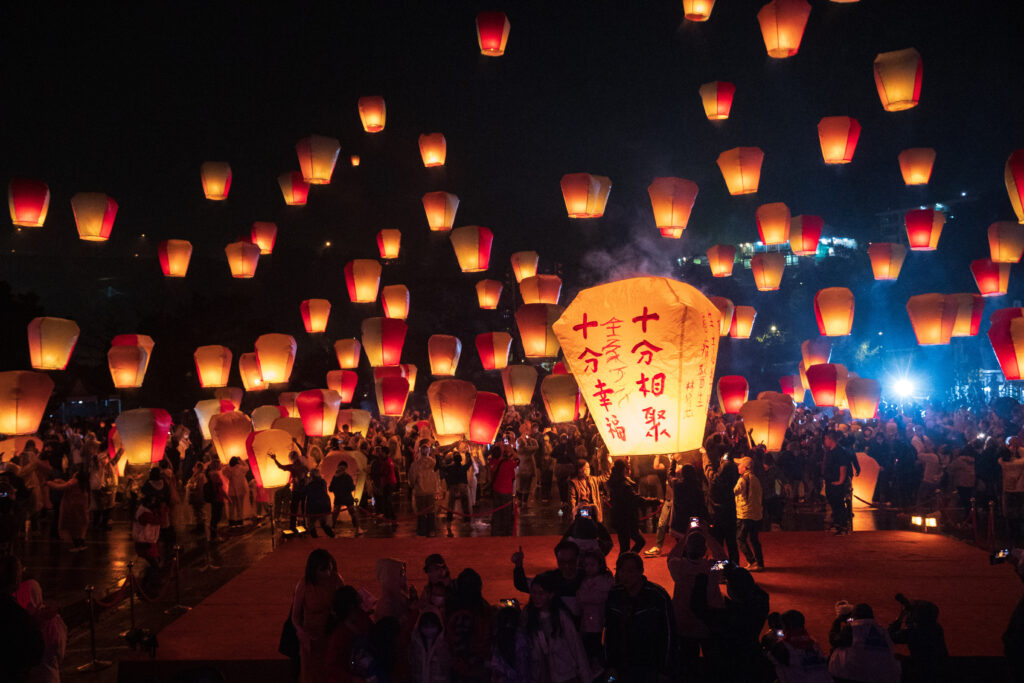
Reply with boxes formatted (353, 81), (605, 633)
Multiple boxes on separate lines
(357, 96), (386, 133)
(950, 293), (985, 338)
(971, 259), (1010, 297)
(272, 416), (303, 443)
(683, 0), (716, 20)
(422, 191), (459, 231)
(361, 317), (406, 367)
(8, 178), (50, 227)
(757, 0), (811, 58)
(115, 408), (171, 466)
(428, 379), (476, 437)
(111, 334), (154, 377)
(740, 394), (794, 451)
(225, 241), (260, 278)
(520, 275), (562, 305)
(381, 285), (410, 320)
(418, 133), (446, 167)
(501, 364), (537, 405)
(814, 287), (855, 336)
(350, 155), (360, 167)
(158, 239), (192, 277)
(552, 361), (568, 375)
(0, 371), (53, 435)
(904, 209), (944, 251)
(708, 297), (734, 335)
(515, 303), (564, 359)
(553, 277), (720, 456)
(278, 392), (299, 418)
(510, 251), (539, 282)
(541, 374), (583, 424)
(200, 161), (231, 200)
(476, 11), (510, 56)
(706, 244), (736, 277)
(817, 117), (861, 164)
(716, 147), (763, 195)
(730, 305), (756, 339)
(246, 429), (293, 490)
(698, 81), (734, 120)
(27, 317), (79, 371)
(327, 370), (358, 403)
(717, 376), (748, 414)
(868, 242), (907, 280)
(873, 48), (923, 112)
(254, 333), (297, 384)
(801, 337), (832, 368)
(789, 215), (822, 256)
(238, 353), (264, 391)
(376, 229), (401, 259)
(648, 177), (699, 237)
(278, 171), (310, 206)
(1006, 151), (1024, 223)
(300, 299), (331, 333)
(428, 334), (462, 376)
(845, 378), (881, 420)
(400, 363), (418, 390)
(468, 391), (505, 445)
(337, 409), (371, 436)
(989, 221), (1024, 263)
(450, 225), (493, 272)
(374, 376), (409, 417)
(194, 345), (232, 388)
(898, 148), (936, 185)
(476, 332), (512, 370)
(988, 308), (1024, 380)
(209, 411), (254, 464)
(296, 389), (341, 436)
(334, 338), (361, 369)
(560, 173), (612, 218)
(214, 387), (243, 411)
(906, 294), (957, 346)
(476, 279), (503, 309)
(345, 259), (382, 303)
(71, 192), (117, 241)
(780, 375), (804, 403)
(251, 222), (277, 255)
(798, 361), (810, 391)
(751, 253), (785, 291)
(756, 202), (791, 245)
(108, 344), (148, 388)
(806, 363), (848, 407)
(296, 134), (340, 184)
(251, 404), (287, 432)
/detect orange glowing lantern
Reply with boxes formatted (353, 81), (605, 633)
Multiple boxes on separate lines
(200, 162), (231, 200)
(194, 345), (232, 388)
(350, 155), (360, 167)
(476, 11), (510, 56)
(345, 259), (382, 303)
(989, 222), (1024, 263)
(780, 375), (804, 403)
(418, 134), (446, 167)
(278, 172), (309, 206)
(814, 287), (855, 336)
(730, 305), (756, 339)
(251, 222), (277, 255)
(740, 394), (794, 451)
(361, 318), (406, 367)
(300, 299), (331, 333)
(422, 191), (459, 231)
(376, 229), (401, 259)
(905, 209), (944, 251)
(806, 363), (848, 408)
(708, 297), (735, 336)
(950, 293), (985, 338)
(560, 173), (612, 218)
(515, 304), (564, 359)
(246, 429), (293, 490)
(381, 285), (410, 320)
(428, 334), (462, 376)
(254, 333), (297, 384)
(648, 177), (699, 237)
(374, 377), (409, 417)
(225, 241), (260, 278)
(510, 251), (539, 283)
(757, 0), (811, 58)
(251, 404), (287, 432)
(238, 353), (264, 391)
(683, 0), (716, 20)
(801, 337), (832, 368)
(116, 408), (172, 466)
(158, 240), (192, 277)
(209, 411), (254, 463)
(272, 417), (304, 443)
(756, 203), (791, 245)
(898, 148), (936, 186)
(476, 280), (503, 309)
(520, 275), (562, 305)
(400, 363), (418, 390)
(541, 374), (583, 424)
(798, 361), (810, 391)
(751, 253), (785, 291)
(817, 117), (861, 164)
(71, 193), (117, 241)
(707, 245), (736, 277)
(716, 147), (763, 195)
(327, 370), (358, 404)
(476, 332), (512, 371)
(906, 294), (957, 346)
(357, 96), (386, 133)
(8, 178), (50, 227)
(450, 226), (493, 272)
(846, 378), (881, 420)
(278, 392), (299, 418)
(296, 134), (340, 184)
(868, 243), (907, 280)
(789, 215), (822, 256)
(0, 371), (53, 434)
(337, 409), (371, 436)
(717, 376), (749, 414)
(873, 48), (923, 112)
(428, 379), (476, 436)
(1006, 151), (1024, 223)
(108, 344), (149, 388)
(215, 387), (243, 411)
(469, 392), (505, 445)
(698, 81), (734, 120)
(501, 364), (537, 406)
(296, 389), (341, 436)
(334, 339), (361, 369)
(972, 259), (1010, 297)
(989, 308), (1024, 380)
(27, 317), (79, 371)
(195, 399), (230, 440)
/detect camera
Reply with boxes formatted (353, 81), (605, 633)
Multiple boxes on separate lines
(991, 548), (1012, 565)
(578, 508), (591, 519)
(689, 517), (700, 529)
(499, 598), (520, 608)
(775, 629), (784, 638)
(711, 560), (730, 572)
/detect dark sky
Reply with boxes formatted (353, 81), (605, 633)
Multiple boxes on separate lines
(1, 0), (1022, 407)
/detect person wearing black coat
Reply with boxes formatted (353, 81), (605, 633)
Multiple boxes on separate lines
(607, 460), (656, 556)
(703, 450), (740, 565)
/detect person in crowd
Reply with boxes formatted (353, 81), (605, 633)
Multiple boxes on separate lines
(735, 456), (765, 571)
(605, 552), (676, 682)
(409, 609), (451, 683)
(224, 456), (250, 527)
(667, 527), (726, 672)
(888, 595), (948, 683)
(515, 430), (538, 512)
(704, 449), (740, 565)
(408, 441), (440, 538)
(551, 434), (576, 512)
(419, 553), (452, 613)
(767, 609), (832, 683)
(89, 449), (118, 531)
(16, 577), (67, 683)
(567, 457), (611, 523)
(915, 437), (944, 512)
(375, 557), (414, 628)
(489, 444), (518, 536)
(692, 565), (771, 681)
(828, 602), (901, 683)
(606, 459), (655, 555)
(521, 572), (591, 683)
(204, 458), (228, 540)
(440, 447), (473, 535)
(537, 433), (555, 504)
(185, 461), (207, 535)
(44, 470), (90, 552)
(329, 460), (362, 535)
(670, 463), (709, 538)
(293, 549), (345, 683)
(1000, 442), (1024, 544)
(511, 540), (583, 610)
(562, 509), (615, 557)
(644, 452), (678, 557)
(369, 445), (399, 527)
(271, 450), (310, 533)
(490, 605), (528, 683)
(823, 431), (855, 534)
(0, 556), (44, 682)
(947, 445), (976, 520)
(445, 568), (494, 682)
(304, 469), (335, 538)
(573, 548), (614, 673)
(325, 585), (373, 683)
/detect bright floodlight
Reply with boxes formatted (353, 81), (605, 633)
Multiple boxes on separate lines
(893, 378), (914, 398)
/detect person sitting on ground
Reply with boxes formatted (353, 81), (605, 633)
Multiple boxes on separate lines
(828, 602), (901, 683)
(767, 609), (832, 683)
(605, 552), (676, 682)
(511, 540), (584, 613)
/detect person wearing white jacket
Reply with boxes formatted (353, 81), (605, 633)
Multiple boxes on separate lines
(522, 573), (591, 683)
(828, 603), (901, 683)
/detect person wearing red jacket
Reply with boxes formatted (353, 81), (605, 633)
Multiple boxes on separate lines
(489, 445), (518, 536)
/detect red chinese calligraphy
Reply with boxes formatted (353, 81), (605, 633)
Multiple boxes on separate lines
(605, 415), (626, 441)
(643, 407), (670, 442)
(630, 339), (663, 365)
(593, 380), (614, 410)
(573, 313), (599, 339)
(632, 306), (660, 332)
(577, 347), (602, 372)
(636, 372), (666, 397)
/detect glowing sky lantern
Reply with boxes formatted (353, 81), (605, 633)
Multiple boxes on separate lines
(246, 429), (293, 490)
(327, 370), (358, 403)
(541, 374), (583, 423)
(468, 391), (505, 445)
(817, 117), (861, 164)
(789, 215), (822, 256)
(476, 279), (503, 309)
(553, 276), (721, 456)
(115, 408), (171, 466)
(698, 81), (734, 120)
(510, 251), (539, 282)
(1006, 151), (1024, 223)
(357, 96), (386, 133)
(756, 203), (791, 245)
(361, 318), (406, 367)
(806, 363), (848, 408)
(345, 259), (382, 303)
(296, 389), (341, 436)
(520, 275), (562, 305)
(334, 338), (361, 369)
(708, 297), (734, 336)
(214, 387), (243, 411)
(381, 285), (410, 320)
(251, 222), (278, 255)
(450, 226), (493, 272)
(375, 376), (410, 417)
(717, 376), (748, 414)
(868, 243), (907, 280)
(683, 0), (716, 20)
(515, 303), (564, 359)
(707, 244), (736, 277)
(8, 178), (50, 227)
(422, 191), (459, 231)
(898, 148), (936, 186)
(873, 48), (923, 112)
(949, 293), (985, 338)
(194, 345), (232, 388)
(108, 344), (148, 388)
(278, 392), (299, 418)
(501, 364), (537, 406)
(757, 0), (811, 58)
(428, 379), (476, 437)
(971, 259), (1010, 297)
(271, 416), (303, 443)
(801, 337), (832, 368)
(904, 209), (944, 251)
(209, 411), (254, 464)
(0, 371), (53, 435)
(648, 177), (699, 238)
(989, 222), (1024, 263)
(476, 11), (510, 56)
(254, 333), (296, 384)
(278, 171), (309, 206)
(814, 287), (855, 336)
(798, 361), (810, 391)
(418, 133), (446, 167)
(780, 375), (804, 403)
(988, 308), (1024, 380)
(71, 192), (117, 241)
(200, 161), (231, 200)
(337, 409), (371, 437)
(251, 404), (287, 432)
(740, 393), (793, 452)
(751, 253), (785, 291)
(376, 229), (401, 259)
(716, 147), (763, 195)
(428, 334), (462, 376)
(730, 305), (756, 339)
(300, 299), (331, 334)
(158, 239), (192, 277)
(906, 293), (957, 346)
(296, 134), (340, 184)
(350, 155), (360, 167)
(27, 317), (79, 371)
(560, 173), (612, 218)
(225, 241), (260, 278)
(846, 378), (881, 420)
(400, 363), (418, 390)
(476, 332), (512, 370)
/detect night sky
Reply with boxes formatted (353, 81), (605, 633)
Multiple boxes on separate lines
(1, 0), (1022, 410)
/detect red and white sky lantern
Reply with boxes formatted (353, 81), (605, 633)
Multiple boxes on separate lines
(717, 147), (763, 195)
(898, 148), (935, 186)
(158, 239), (192, 277)
(989, 221), (1024, 263)
(357, 96), (386, 133)
(27, 317), (79, 371)
(476, 11), (510, 56)
(361, 317), (406, 367)
(706, 245), (736, 277)
(254, 333), (296, 384)
(381, 285), (410, 320)
(200, 161), (231, 200)
(418, 133), (446, 167)
(334, 338), (361, 369)
(801, 337), (832, 368)
(469, 391), (505, 445)
(301, 299), (332, 333)
(214, 387), (242, 411)
(972, 259), (1010, 297)
(648, 177), (699, 238)
(698, 81), (734, 120)
(225, 241), (260, 278)
(520, 275), (562, 305)
(541, 374), (583, 424)
(868, 242), (907, 280)
(0, 371), (54, 435)
(422, 191), (459, 231)
(296, 389), (341, 436)
(375, 376), (410, 417)
(510, 251), (539, 283)
(1006, 150), (1024, 223)
(196, 399), (237, 436)
(817, 117), (861, 164)
(779, 375), (804, 403)
(730, 305), (756, 339)
(717, 375), (748, 414)
(251, 404), (287, 432)
(756, 202), (791, 245)
(906, 293), (957, 346)
(708, 297), (734, 336)
(278, 171), (309, 206)
(950, 293), (985, 338)
(476, 279), (503, 309)
(345, 259), (382, 303)
(515, 304), (564, 360)
(751, 253), (785, 291)
(428, 334), (462, 376)
(806, 363), (848, 408)
(789, 215), (822, 256)
(251, 222), (277, 255)
(8, 178), (50, 227)
(194, 345), (232, 388)
(757, 0), (811, 59)
(989, 308), (1024, 380)
(210, 411), (253, 463)
(683, 0), (716, 21)
(108, 342), (149, 388)
(246, 429), (292, 490)
(327, 370), (358, 404)
(501, 364), (537, 406)
(904, 208), (944, 251)
(376, 229), (401, 259)
(450, 225), (493, 272)
(337, 409), (371, 436)
(115, 408), (172, 466)
(238, 353), (263, 391)
(814, 287), (855, 336)
(278, 392), (299, 418)
(873, 48), (922, 112)
(71, 192), (117, 241)
(296, 134), (340, 184)
(560, 173), (612, 218)
(476, 332), (512, 371)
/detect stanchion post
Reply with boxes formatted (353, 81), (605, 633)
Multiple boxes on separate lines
(270, 495), (276, 550)
(988, 500), (996, 552)
(164, 545), (192, 615)
(76, 585), (112, 672)
(969, 497), (978, 547)
(119, 561), (137, 638)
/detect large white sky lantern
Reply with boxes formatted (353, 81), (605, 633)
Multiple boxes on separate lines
(552, 276), (720, 457)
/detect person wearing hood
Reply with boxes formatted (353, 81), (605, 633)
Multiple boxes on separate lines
(375, 558), (414, 627)
(16, 578), (67, 683)
(768, 610), (832, 683)
(409, 610), (450, 683)
(734, 456), (764, 571)
(828, 603), (901, 683)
